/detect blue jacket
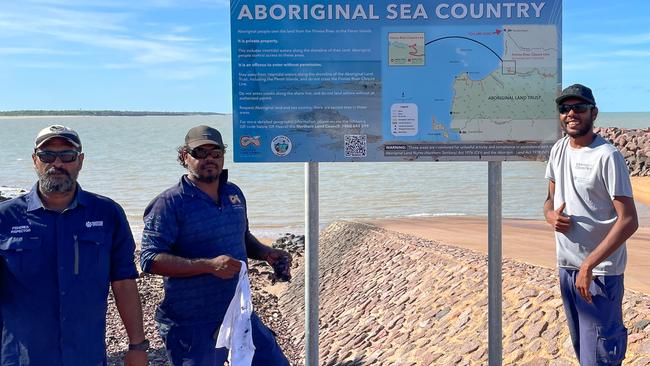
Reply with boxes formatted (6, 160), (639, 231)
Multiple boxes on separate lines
(140, 171), (250, 326)
(0, 184), (138, 366)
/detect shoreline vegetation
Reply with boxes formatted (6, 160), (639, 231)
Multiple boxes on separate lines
(0, 110), (225, 117)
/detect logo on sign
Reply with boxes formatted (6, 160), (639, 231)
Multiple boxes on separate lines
(271, 135), (292, 157)
(240, 136), (261, 148)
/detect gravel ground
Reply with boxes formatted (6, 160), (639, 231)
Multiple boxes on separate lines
(105, 235), (305, 366)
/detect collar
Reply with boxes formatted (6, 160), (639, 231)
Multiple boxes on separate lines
(180, 170), (229, 197)
(26, 182), (85, 212)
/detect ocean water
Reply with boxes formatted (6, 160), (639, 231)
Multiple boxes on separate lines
(1, 113), (647, 239)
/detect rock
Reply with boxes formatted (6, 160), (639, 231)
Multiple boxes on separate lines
(633, 358), (650, 366)
(0, 186), (27, 202)
(277, 221), (650, 366)
(634, 319), (650, 331)
(526, 321), (549, 339)
(596, 128), (650, 177)
(549, 359), (574, 366)
(521, 357), (549, 366)
(629, 333), (645, 344)
(638, 340), (650, 355)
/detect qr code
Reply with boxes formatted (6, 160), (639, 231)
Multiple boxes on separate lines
(344, 134), (367, 158)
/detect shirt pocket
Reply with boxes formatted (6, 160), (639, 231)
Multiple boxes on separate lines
(74, 230), (109, 279)
(0, 236), (42, 278)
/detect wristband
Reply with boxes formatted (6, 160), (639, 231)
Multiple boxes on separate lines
(128, 339), (150, 352)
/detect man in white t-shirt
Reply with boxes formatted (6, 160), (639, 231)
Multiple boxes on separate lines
(544, 84), (639, 365)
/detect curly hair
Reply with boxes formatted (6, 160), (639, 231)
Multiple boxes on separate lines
(177, 145), (190, 168)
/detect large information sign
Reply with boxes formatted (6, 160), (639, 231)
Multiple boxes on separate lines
(231, 1), (562, 162)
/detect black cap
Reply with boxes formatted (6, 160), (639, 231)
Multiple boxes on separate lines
(35, 125), (82, 150)
(556, 84), (596, 105)
(184, 125), (225, 149)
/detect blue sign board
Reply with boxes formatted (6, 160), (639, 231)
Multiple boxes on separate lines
(231, 1), (562, 162)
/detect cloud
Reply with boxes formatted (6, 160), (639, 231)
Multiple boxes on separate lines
(13, 61), (86, 69)
(609, 50), (650, 57)
(0, 47), (80, 55)
(23, 0), (227, 10)
(0, 5), (129, 36)
(0, 1), (231, 78)
(170, 26), (191, 33)
(572, 33), (650, 46)
(145, 34), (207, 42)
(102, 63), (137, 69)
(562, 61), (611, 71)
(145, 66), (217, 80)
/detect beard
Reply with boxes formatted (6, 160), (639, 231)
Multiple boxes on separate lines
(189, 172), (219, 183)
(561, 113), (594, 138)
(38, 167), (77, 193)
(188, 164), (220, 183)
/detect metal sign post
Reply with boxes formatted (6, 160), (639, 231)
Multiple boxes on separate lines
(488, 161), (503, 365)
(305, 162), (320, 366)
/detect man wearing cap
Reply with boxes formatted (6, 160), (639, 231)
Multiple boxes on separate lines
(544, 85), (638, 365)
(140, 125), (291, 365)
(0, 125), (148, 366)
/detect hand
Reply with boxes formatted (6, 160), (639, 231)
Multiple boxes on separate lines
(124, 350), (148, 366)
(206, 255), (242, 279)
(550, 202), (571, 233)
(575, 266), (594, 303)
(266, 249), (292, 282)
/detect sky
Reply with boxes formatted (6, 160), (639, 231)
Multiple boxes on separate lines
(1, 1), (649, 113)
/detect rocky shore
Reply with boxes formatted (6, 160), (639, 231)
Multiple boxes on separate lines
(280, 221), (650, 365)
(595, 127), (650, 177)
(104, 234), (305, 366)
(0, 186), (26, 202)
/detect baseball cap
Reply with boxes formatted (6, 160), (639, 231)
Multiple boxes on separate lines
(556, 84), (596, 105)
(35, 125), (82, 150)
(185, 125), (225, 149)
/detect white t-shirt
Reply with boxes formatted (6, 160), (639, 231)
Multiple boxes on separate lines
(545, 134), (633, 275)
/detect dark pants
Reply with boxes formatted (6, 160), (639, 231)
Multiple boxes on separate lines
(157, 313), (289, 366)
(559, 269), (627, 365)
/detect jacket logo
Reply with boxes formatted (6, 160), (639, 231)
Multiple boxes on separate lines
(86, 221), (104, 228)
(10, 225), (31, 234)
(229, 195), (242, 205)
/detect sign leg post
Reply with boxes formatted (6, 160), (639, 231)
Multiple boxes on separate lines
(488, 161), (503, 366)
(305, 162), (320, 366)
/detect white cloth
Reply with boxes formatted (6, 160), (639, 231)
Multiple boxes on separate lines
(215, 261), (255, 366)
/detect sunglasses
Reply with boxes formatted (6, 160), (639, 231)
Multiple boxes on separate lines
(35, 150), (80, 163)
(188, 148), (224, 159)
(558, 103), (593, 114)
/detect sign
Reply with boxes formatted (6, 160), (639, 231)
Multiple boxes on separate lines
(231, 1), (562, 162)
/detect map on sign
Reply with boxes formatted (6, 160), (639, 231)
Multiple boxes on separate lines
(383, 25), (558, 143)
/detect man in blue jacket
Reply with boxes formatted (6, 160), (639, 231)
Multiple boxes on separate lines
(140, 125), (291, 365)
(0, 125), (148, 366)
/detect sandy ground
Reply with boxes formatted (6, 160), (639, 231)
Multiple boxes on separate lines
(365, 178), (650, 294)
(632, 176), (650, 205)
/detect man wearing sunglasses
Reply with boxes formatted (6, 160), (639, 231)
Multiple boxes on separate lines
(544, 85), (638, 365)
(0, 125), (148, 366)
(140, 125), (291, 365)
